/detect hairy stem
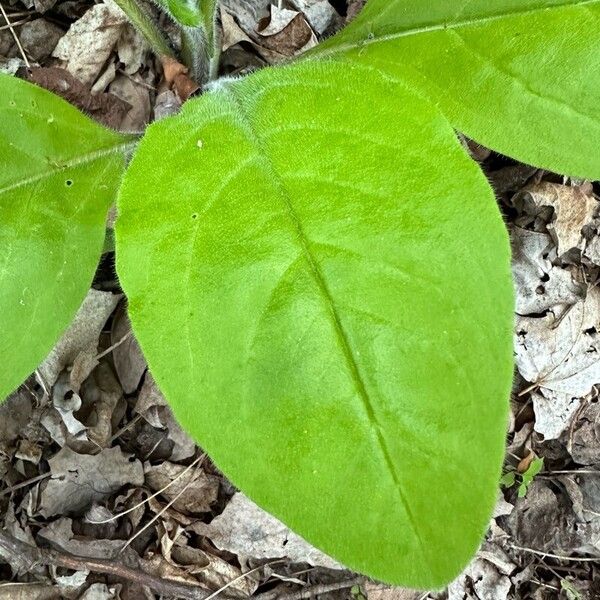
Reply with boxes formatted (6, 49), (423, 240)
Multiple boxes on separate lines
(112, 0), (174, 59)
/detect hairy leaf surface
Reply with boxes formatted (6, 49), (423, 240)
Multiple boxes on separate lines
(153, 0), (216, 31)
(0, 75), (134, 400)
(312, 0), (600, 179)
(117, 61), (514, 587)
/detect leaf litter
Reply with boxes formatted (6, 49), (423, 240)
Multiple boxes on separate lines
(1, 1), (600, 598)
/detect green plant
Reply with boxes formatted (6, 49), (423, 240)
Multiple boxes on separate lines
(501, 457), (544, 498)
(1, 0), (598, 590)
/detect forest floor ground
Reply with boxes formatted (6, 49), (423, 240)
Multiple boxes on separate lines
(1, 1), (600, 599)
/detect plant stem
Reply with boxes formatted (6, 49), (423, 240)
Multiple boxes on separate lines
(181, 25), (208, 81)
(111, 0), (174, 59)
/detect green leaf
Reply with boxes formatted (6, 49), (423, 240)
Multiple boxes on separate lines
(311, 0), (600, 179)
(0, 74), (135, 400)
(117, 60), (514, 588)
(500, 471), (516, 488)
(152, 0), (217, 31)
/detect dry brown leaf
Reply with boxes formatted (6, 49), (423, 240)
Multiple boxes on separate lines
(144, 461), (219, 515)
(52, 0), (128, 85)
(193, 492), (343, 569)
(511, 227), (583, 315)
(19, 19), (64, 62)
(109, 304), (147, 394)
(289, 0), (338, 34)
(515, 288), (600, 438)
(135, 374), (196, 461)
(38, 289), (120, 390)
(257, 5), (316, 57)
(39, 446), (143, 517)
(29, 67), (131, 129)
(513, 182), (598, 256)
(362, 583), (422, 600)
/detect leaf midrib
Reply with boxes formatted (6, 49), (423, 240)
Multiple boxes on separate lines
(314, 0), (599, 57)
(221, 84), (432, 569)
(0, 140), (137, 196)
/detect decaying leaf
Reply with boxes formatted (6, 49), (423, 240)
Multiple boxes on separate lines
(110, 303), (147, 394)
(135, 374), (196, 461)
(193, 493), (343, 570)
(447, 558), (512, 600)
(512, 182), (598, 257)
(144, 461), (219, 515)
(52, 0), (128, 85)
(39, 446), (143, 517)
(28, 67), (131, 130)
(511, 227), (583, 315)
(515, 288), (600, 438)
(38, 289), (121, 391)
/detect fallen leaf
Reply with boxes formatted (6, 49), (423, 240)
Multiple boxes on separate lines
(39, 446), (143, 517)
(291, 0), (338, 34)
(512, 182), (598, 257)
(193, 493), (343, 570)
(135, 374), (196, 461)
(362, 583), (422, 600)
(109, 303), (147, 394)
(28, 67), (130, 129)
(257, 5), (317, 57)
(52, 0), (128, 85)
(38, 289), (121, 390)
(144, 461), (219, 515)
(515, 288), (600, 438)
(511, 227), (583, 315)
(19, 19), (64, 62)
(447, 558), (511, 600)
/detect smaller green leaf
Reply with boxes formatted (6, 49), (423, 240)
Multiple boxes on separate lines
(561, 579), (583, 600)
(517, 457), (543, 497)
(500, 471), (516, 488)
(0, 74), (136, 401)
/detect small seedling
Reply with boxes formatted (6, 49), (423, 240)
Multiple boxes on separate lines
(0, 0), (598, 590)
(501, 457), (544, 498)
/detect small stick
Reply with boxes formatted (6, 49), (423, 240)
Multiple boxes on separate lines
(253, 577), (365, 600)
(0, 1), (30, 68)
(0, 529), (214, 600)
(0, 472), (51, 497)
(511, 544), (600, 562)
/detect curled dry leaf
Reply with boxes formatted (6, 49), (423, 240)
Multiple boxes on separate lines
(160, 56), (199, 102)
(38, 289), (120, 390)
(110, 303), (147, 394)
(193, 493), (343, 570)
(447, 558), (511, 600)
(289, 0), (338, 34)
(257, 5), (317, 57)
(135, 373), (196, 461)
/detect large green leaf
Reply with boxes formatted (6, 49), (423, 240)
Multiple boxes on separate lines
(311, 0), (600, 179)
(116, 60), (514, 587)
(0, 75), (135, 400)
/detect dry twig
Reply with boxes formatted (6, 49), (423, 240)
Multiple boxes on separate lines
(0, 530), (213, 600)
